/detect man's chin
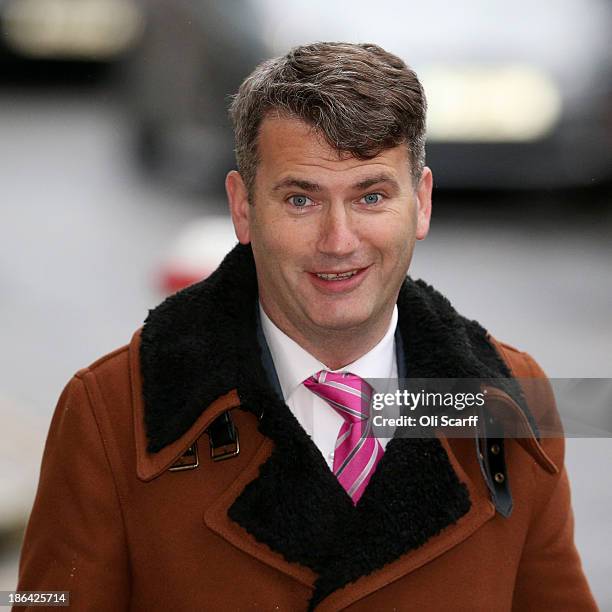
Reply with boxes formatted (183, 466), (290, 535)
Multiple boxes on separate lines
(306, 309), (371, 333)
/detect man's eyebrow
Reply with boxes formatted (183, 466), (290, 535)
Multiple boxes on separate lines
(271, 177), (322, 192)
(352, 173), (400, 191)
(270, 173), (401, 193)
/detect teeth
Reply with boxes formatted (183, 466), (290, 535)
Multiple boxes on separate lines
(316, 270), (358, 281)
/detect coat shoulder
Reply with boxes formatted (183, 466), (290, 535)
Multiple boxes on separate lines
(75, 341), (133, 423)
(70, 333), (141, 482)
(76, 327), (143, 392)
(488, 336), (543, 378)
(79, 342), (131, 374)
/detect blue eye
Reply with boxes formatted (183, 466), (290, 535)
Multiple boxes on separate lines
(361, 193), (382, 205)
(289, 195), (311, 208)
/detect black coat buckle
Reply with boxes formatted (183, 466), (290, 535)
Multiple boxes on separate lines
(207, 411), (240, 461)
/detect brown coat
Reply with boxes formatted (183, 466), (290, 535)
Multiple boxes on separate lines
(16, 245), (597, 611)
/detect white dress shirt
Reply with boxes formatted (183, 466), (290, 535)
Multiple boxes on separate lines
(259, 304), (399, 470)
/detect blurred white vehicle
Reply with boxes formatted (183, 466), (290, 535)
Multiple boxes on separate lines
(257, 0), (612, 190)
(133, 0), (612, 191)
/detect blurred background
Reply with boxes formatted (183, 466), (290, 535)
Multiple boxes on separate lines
(1, 0), (611, 606)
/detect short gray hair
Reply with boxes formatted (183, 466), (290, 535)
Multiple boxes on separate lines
(229, 42), (427, 197)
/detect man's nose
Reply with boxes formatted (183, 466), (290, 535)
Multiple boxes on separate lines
(316, 204), (359, 257)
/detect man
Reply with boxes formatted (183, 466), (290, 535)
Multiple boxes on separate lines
(17, 42), (596, 610)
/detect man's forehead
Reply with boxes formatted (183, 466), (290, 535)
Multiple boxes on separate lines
(256, 115), (411, 183)
(258, 115), (345, 159)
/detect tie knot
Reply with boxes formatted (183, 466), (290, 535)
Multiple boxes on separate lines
(304, 370), (373, 423)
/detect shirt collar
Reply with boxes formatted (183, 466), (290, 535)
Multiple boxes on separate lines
(258, 303), (398, 400)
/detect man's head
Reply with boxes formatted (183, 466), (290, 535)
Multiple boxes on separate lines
(229, 41), (427, 196)
(226, 42), (432, 365)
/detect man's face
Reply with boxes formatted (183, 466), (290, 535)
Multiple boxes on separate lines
(227, 116), (432, 343)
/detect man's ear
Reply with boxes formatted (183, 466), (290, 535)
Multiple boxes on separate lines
(225, 170), (251, 244)
(415, 166), (433, 241)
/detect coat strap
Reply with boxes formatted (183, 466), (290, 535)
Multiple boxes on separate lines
(476, 404), (512, 517)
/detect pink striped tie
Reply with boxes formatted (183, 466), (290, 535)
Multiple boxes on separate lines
(303, 370), (384, 504)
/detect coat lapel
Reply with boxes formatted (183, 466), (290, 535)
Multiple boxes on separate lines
(314, 435), (495, 611)
(138, 243), (542, 610)
(203, 408), (319, 589)
(202, 381), (481, 610)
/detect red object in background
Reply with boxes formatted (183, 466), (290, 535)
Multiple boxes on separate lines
(158, 264), (213, 294)
(157, 216), (237, 295)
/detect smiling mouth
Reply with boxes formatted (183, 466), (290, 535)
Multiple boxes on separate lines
(307, 266), (370, 293)
(314, 270), (360, 281)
